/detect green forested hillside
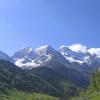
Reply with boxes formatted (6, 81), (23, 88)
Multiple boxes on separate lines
(0, 60), (61, 96)
(72, 69), (100, 100)
(32, 67), (80, 97)
(0, 60), (81, 100)
(0, 91), (59, 100)
(2, 60), (97, 100)
(86, 70), (100, 100)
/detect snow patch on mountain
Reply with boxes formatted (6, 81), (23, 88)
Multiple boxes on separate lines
(36, 45), (55, 55)
(64, 56), (84, 64)
(12, 47), (37, 60)
(88, 48), (100, 56)
(12, 44), (100, 69)
(15, 54), (53, 69)
(13, 45), (55, 69)
(36, 45), (50, 53)
(15, 58), (40, 69)
(68, 44), (87, 53)
(59, 44), (93, 64)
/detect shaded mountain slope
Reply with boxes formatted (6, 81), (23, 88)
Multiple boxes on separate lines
(0, 60), (61, 96)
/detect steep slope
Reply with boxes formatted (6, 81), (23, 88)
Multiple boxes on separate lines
(35, 45), (67, 63)
(0, 60), (85, 98)
(12, 47), (37, 68)
(0, 59), (84, 99)
(31, 67), (80, 97)
(87, 70), (100, 94)
(72, 69), (100, 100)
(12, 44), (100, 71)
(0, 50), (13, 63)
(12, 45), (90, 88)
(59, 44), (100, 73)
(0, 60), (61, 97)
(11, 44), (100, 92)
(12, 45), (68, 69)
(59, 45), (92, 64)
(12, 47), (37, 60)
(59, 44), (100, 66)
(0, 91), (59, 100)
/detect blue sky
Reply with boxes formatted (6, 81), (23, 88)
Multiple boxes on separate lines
(0, 0), (100, 56)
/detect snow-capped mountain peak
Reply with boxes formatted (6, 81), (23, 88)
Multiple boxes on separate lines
(12, 45), (67, 69)
(11, 44), (100, 69)
(59, 44), (87, 54)
(68, 44), (87, 53)
(13, 47), (37, 60)
(59, 44), (93, 64)
(88, 48), (100, 56)
(0, 44), (100, 70)
(59, 44), (100, 66)
(12, 45), (55, 69)
(36, 45), (55, 55)
(18, 47), (33, 53)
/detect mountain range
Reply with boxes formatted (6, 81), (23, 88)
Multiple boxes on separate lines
(0, 43), (100, 99)
(10, 44), (100, 70)
(0, 44), (99, 69)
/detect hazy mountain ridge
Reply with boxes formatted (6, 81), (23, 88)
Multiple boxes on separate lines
(0, 50), (14, 63)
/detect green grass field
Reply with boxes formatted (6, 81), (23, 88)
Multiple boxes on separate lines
(0, 91), (59, 100)
(72, 92), (100, 100)
(88, 92), (100, 100)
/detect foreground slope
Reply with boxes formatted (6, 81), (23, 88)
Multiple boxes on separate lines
(72, 69), (100, 100)
(0, 91), (59, 100)
(0, 60), (82, 98)
(31, 67), (80, 97)
(0, 60), (60, 96)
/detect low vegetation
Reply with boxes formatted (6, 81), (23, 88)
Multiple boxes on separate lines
(0, 91), (59, 100)
(72, 69), (100, 100)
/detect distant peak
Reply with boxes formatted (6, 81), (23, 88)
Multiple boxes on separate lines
(59, 45), (69, 50)
(37, 45), (52, 49)
(60, 43), (87, 53)
(69, 44), (87, 53)
(21, 47), (33, 50)
(36, 45), (53, 51)
(17, 47), (33, 53)
(88, 48), (100, 56)
(35, 45), (55, 55)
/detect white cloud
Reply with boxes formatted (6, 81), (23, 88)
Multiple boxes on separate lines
(68, 43), (87, 53)
(88, 48), (100, 56)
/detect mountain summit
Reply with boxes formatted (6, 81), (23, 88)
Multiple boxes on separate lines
(12, 45), (67, 69)
(11, 44), (100, 69)
(0, 44), (100, 90)
(59, 44), (100, 65)
(0, 50), (13, 63)
(0, 44), (99, 70)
